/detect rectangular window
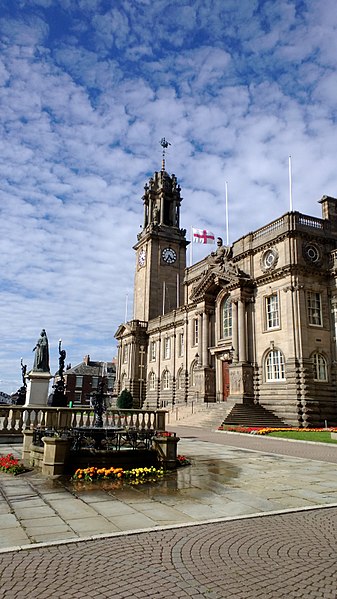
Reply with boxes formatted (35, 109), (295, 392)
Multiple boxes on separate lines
(163, 337), (170, 359)
(74, 392), (81, 404)
(92, 377), (98, 389)
(150, 341), (156, 361)
(266, 294), (279, 329)
(75, 376), (83, 388)
(193, 318), (199, 346)
(222, 297), (232, 338)
(307, 291), (322, 326)
(178, 332), (184, 357)
(149, 372), (156, 390)
(122, 345), (128, 363)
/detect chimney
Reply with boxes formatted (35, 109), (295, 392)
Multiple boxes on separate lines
(83, 355), (90, 366)
(319, 195), (337, 233)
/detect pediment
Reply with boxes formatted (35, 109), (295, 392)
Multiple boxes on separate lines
(190, 264), (251, 302)
(190, 268), (238, 301)
(114, 323), (129, 339)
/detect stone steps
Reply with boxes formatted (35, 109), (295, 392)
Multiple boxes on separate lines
(222, 403), (289, 428)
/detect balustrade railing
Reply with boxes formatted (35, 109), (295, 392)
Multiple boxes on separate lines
(0, 406), (166, 438)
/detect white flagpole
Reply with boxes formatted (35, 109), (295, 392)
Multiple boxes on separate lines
(190, 226), (193, 267)
(225, 181), (229, 246)
(288, 155), (293, 212)
(125, 293), (128, 322)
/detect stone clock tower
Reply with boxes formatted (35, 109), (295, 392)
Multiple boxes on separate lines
(133, 163), (188, 322)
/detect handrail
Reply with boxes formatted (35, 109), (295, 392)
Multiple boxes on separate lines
(0, 406), (167, 436)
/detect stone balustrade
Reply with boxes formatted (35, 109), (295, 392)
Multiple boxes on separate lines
(0, 406), (166, 441)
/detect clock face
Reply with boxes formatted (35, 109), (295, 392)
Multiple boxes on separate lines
(138, 248), (146, 267)
(162, 247), (177, 264)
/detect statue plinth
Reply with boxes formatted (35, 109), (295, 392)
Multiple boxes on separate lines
(25, 371), (52, 406)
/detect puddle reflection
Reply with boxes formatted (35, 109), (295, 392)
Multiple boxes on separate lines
(63, 457), (241, 500)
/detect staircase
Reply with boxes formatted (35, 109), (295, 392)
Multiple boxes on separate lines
(221, 402), (289, 428)
(167, 402), (232, 430)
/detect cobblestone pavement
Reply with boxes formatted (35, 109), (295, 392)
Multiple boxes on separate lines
(1, 430), (337, 597)
(0, 505), (336, 598)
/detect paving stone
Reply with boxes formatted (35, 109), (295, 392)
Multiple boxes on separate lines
(0, 513), (21, 528)
(66, 517), (119, 533)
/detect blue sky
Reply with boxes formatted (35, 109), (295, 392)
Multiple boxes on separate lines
(1, 0), (337, 392)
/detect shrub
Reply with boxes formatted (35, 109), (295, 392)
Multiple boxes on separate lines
(117, 389), (133, 409)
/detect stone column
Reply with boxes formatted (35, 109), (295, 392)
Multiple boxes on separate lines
(197, 313), (202, 366)
(238, 298), (247, 362)
(231, 300), (238, 363)
(202, 311), (209, 367)
(160, 194), (164, 224)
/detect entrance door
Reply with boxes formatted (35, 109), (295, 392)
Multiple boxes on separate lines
(222, 361), (231, 401)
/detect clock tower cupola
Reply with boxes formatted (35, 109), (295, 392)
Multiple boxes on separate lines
(133, 140), (188, 322)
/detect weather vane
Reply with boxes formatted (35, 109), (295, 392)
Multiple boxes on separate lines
(160, 137), (171, 171)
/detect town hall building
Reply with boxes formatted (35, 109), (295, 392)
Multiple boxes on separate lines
(115, 160), (337, 427)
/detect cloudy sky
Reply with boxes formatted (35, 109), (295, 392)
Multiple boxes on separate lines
(1, 0), (336, 392)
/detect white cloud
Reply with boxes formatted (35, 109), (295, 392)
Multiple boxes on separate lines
(1, 1), (337, 392)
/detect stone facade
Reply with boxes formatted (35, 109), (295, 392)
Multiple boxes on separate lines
(115, 166), (337, 427)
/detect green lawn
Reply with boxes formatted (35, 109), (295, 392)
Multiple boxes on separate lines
(268, 430), (337, 444)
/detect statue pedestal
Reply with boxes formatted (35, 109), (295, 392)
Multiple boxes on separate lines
(25, 371), (52, 406)
(227, 363), (254, 404)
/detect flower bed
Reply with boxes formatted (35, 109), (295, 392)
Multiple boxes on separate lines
(218, 425), (337, 435)
(218, 425), (264, 433)
(73, 465), (164, 484)
(255, 427), (337, 435)
(0, 453), (26, 475)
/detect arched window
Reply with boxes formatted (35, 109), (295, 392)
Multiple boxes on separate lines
(177, 368), (184, 390)
(265, 349), (285, 381)
(190, 360), (197, 387)
(162, 370), (170, 390)
(149, 371), (156, 391)
(221, 296), (232, 338)
(312, 352), (328, 381)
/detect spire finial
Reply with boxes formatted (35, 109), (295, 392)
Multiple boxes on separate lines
(160, 138), (171, 171)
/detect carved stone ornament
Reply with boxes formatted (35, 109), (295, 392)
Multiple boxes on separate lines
(261, 248), (279, 272)
(302, 242), (321, 265)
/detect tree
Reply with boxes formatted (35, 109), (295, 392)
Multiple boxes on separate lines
(117, 389), (133, 409)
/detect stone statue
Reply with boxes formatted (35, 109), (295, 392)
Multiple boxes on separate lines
(32, 329), (50, 372)
(153, 205), (159, 224)
(208, 237), (231, 265)
(207, 238), (240, 276)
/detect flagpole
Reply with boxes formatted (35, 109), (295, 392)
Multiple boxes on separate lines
(225, 181), (229, 246)
(288, 155), (293, 212)
(190, 226), (193, 267)
(125, 293), (128, 322)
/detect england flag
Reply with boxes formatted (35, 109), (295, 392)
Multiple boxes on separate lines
(192, 228), (215, 244)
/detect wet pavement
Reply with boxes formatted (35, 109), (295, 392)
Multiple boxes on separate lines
(1, 431), (337, 552)
(1, 430), (337, 598)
